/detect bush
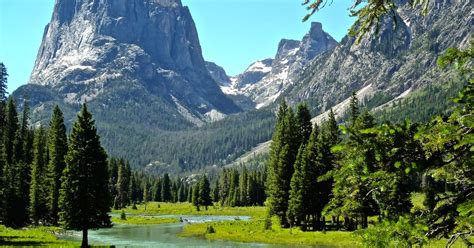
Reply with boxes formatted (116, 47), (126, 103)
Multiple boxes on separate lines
(264, 216), (272, 230)
(355, 216), (428, 248)
(120, 211), (127, 220)
(206, 225), (216, 234)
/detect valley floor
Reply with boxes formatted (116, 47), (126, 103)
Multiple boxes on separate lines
(0, 225), (78, 247)
(1, 202), (469, 247)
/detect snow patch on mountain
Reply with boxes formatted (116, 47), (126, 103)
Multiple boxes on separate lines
(223, 22), (338, 109)
(311, 84), (375, 125)
(247, 61), (272, 73)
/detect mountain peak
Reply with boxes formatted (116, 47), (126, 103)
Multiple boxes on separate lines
(27, 0), (240, 126)
(299, 22), (338, 61)
(309, 22), (323, 34)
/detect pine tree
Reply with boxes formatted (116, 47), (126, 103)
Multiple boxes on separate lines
(115, 159), (131, 209)
(246, 173), (258, 206)
(178, 184), (186, 202)
(228, 169), (239, 207)
(239, 166), (249, 206)
(47, 105), (68, 224)
(0, 63), (7, 223)
(108, 158), (119, 208)
(59, 104), (112, 247)
(192, 184), (200, 211)
(211, 179), (219, 203)
(296, 103), (313, 144)
(0, 141), (6, 223)
(171, 181), (178, 203)
(325, 109), (341, 146)
(308, 122), (333, 230)
(287, 144), (306, 228)
(3, 97), (29, 227)
(267, 101), (299, 227)
(218, 169), (229, 206)
(143, 180), (150, 209)
(198, 175), (212, 210)
(349, 92), (360, 127)
(187, 185), (192, 203)
(153, 179), (162, 202)
(30, 127), (48, 225)
(4, 97), (18, 165)
(161, 173), (171, 202)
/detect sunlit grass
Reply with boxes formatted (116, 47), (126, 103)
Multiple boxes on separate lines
(111, 216), (178, 225)
(0, 225), (78, 247)
(180, 216), (362, 247)
(113, 202), (266, 218)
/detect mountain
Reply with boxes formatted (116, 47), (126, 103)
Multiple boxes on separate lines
(14, 0), (245, 163)
(12, 0), (471, 172)
(211, 0), (472, 171)
(285, 0), (472, 123)
(222, 22), (338, 109)
(19, 0), (240, 127)
(205, 61), (231, 86)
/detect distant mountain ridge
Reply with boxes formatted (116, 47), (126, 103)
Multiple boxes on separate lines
(221, 22), (338, 109)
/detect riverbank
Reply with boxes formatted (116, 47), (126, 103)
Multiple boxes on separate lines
(111, 215), (178, 225)
(179, 217), (466, 248)
(0, 225), (79, 247)
(180, 217), (361, 247)
(114, 202), (266, 218)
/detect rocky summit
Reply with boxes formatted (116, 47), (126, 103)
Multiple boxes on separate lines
(23, 0), (239, 126)
(223, 22), (338, 109)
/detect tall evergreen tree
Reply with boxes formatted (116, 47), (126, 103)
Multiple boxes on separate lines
(3, 97), (29, 227)
(153, 179), (162, 202)
(239, 166), (249, 206)
(296, 103), (313, 144)
(349, 91), (360, 127)
(198, 175), (212, 210)
(161, 173), (172, 202)
(218, 169), (230, 206)
(29, 127), (48, 225)
(211, 179), (219, 203)
(324, 109), (341, 146)
(59, 104), (112, 247)
(47, 105), (68, 224)
(0, 63), (7, 223)
(228, 169), (239, 207)
(4, 97), (18, 165)
(192, 184), (200, 211)
(115, 159), (131, 209)
(178, 183), (186, 202)
(0, 140), (5, 223)
(267, 101), (299, 227)
(287, 144), (306, 228)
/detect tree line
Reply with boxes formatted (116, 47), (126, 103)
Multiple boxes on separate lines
(110, 163), (267, 211)
(266, 45), (472, 246)
(0, 63), (111, 247)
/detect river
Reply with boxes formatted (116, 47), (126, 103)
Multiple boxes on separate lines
(59, 215), (289, 247)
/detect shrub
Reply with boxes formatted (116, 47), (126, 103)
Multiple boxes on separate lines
(120, 211), (127, 220)
(355, 216), (428, 248)
(206, 225), (216, 234)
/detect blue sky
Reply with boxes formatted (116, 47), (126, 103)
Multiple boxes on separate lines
(0, 0), (355, 93)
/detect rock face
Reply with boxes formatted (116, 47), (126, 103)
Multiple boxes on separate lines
(285, 0), (473, 118)
(205, 61), (231, 86)
(224, 22), (338, 108)
(27, 0), (240, 121)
